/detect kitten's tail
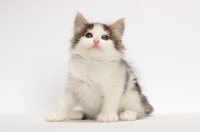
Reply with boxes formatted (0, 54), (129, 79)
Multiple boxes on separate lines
(141, 94), (154, 114)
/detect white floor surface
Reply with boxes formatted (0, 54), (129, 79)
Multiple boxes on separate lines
(0, 114), (200, 132)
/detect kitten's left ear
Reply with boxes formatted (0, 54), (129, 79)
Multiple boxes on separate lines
(110, 18), (125, 39)
(74, 12), (88, 34)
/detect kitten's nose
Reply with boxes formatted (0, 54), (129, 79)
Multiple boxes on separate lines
(93, 39), (100, 45)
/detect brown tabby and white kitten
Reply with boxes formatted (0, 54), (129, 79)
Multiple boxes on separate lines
(46, 13), (153, 122)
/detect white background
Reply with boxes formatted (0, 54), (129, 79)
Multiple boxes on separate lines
(0, 0), (200, 115)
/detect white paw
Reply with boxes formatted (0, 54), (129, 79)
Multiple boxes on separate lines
(69, 110), (85, 120)
(119, 111), (137, 121)
(46, 113), (68, 122)
(97, 114), (118, 122)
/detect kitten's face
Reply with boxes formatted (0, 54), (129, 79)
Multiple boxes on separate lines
(70, 13), (125, 60)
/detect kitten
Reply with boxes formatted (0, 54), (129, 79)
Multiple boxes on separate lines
(46, 13), (153, 122)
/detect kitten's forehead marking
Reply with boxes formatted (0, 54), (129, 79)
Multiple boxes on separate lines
(88, 24), (109, 36)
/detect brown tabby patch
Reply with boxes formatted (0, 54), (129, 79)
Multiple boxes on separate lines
(71, 24), (94, 48)
(103, 24), (124, 51)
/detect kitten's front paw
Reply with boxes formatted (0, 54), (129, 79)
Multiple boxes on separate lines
(46, 113), (68, 122)
(97, 114), (118, 122)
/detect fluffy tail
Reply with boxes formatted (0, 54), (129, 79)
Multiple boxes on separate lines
(141, 94), (154, 114)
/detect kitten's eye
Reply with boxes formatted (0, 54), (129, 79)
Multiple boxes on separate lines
(101, 35), (108, 40)
(86, 33), (93, 38)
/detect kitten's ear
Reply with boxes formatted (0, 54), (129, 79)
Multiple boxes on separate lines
(74, 12), (88, 34)
(110, 18), (125, 39)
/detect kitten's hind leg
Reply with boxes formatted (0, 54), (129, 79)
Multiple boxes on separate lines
(118, 91), (145, 121)
(119, 110), (137, 121)
(69, 110), (87, 120)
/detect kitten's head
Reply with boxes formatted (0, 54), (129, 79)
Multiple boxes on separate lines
(70, 13), (125, 60)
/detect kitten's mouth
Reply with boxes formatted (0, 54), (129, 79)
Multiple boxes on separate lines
(89, 44), (102, 50)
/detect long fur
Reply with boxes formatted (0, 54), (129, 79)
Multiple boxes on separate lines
(46, 13), (153, 122)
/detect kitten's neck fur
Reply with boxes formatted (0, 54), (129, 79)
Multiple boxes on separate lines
(70, 51), (123, 62)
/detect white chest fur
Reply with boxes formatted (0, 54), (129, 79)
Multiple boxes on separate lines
(68, 57), (120, 86)
(67, 56), (124, 117)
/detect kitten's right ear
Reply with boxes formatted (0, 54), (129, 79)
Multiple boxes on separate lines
(74, 13), (88, 34)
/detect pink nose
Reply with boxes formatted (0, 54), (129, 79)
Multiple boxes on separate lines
(93, 39), (100, 45)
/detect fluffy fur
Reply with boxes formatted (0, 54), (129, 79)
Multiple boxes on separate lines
(46, 13), (153, 122)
